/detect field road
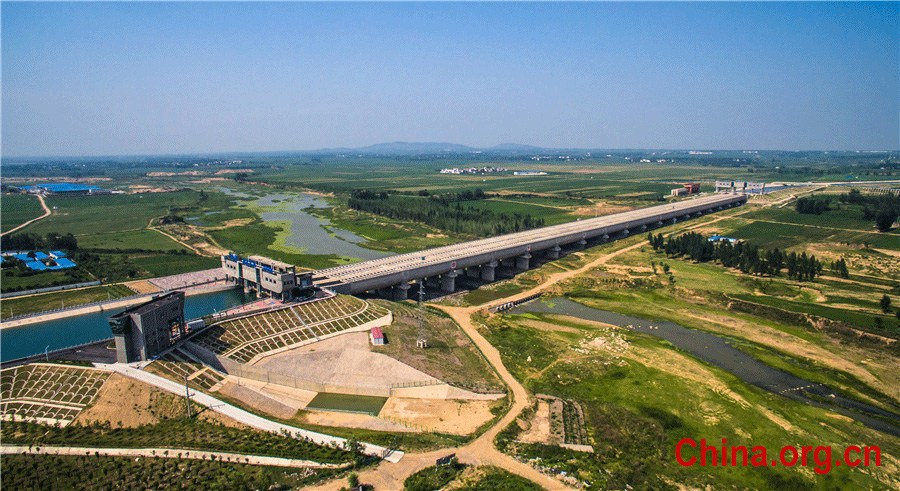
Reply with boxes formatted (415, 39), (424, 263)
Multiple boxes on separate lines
(307, 241), (652, 490)
(309, 210), (751, 490)
(98, 364), (403, 463)
(2, 194), (51, 237)
(0, 445), (349, 469)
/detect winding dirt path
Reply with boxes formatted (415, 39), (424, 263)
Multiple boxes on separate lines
(307, 240), (649, 490)
(2, 194), (51, 236)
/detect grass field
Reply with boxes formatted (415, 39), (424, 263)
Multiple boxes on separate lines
(371, 301), (504, 392)
(482, 312), (899, 490)
(24, 191), (211, 236)
(0, 284), (135, 320)
(1, 193), (43, 233)
(77, 229), (190, 252)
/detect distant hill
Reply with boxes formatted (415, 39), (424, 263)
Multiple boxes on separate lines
(314, 141), (551, 156)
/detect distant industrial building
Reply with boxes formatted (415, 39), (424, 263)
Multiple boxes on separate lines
(671, 183), (700, 196)
(23, 183), (109, 195)
(221, 253), (312, 300)
(109, 292), (185, 363)
(716, 181), (766, 194)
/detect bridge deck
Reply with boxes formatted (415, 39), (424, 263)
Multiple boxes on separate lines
(314, 193), (745, 293)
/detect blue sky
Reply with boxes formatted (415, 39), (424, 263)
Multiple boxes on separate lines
(2, 2), (898, 156)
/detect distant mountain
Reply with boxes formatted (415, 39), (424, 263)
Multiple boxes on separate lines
(330, 141), (477, 155)
(485, 143), (548, 153)
(308, 141), (557, 156)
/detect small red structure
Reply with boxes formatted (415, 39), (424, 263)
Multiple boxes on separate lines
(683, 183), (701, 194)
(369, 327), (385, 346)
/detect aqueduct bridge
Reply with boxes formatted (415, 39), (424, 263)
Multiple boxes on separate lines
(313, 193), (747, 298)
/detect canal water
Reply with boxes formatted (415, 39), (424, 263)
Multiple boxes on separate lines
(512, 297), (900, 437)
(1, 289), (250, 362)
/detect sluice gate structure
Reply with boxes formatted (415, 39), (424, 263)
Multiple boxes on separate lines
(313, 193), (747, 298)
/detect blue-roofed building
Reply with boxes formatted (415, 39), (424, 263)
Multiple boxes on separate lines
(24, 182), (108, 195)
(2, 250), (78, 271)
(221, 253), (309, 300)
(51, 258), (77, 269)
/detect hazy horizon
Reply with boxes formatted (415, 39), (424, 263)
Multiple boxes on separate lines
(3, 2), (898, 158)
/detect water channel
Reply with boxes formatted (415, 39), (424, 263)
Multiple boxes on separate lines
(512, 297), (900, 437)
(1, 289), (250, 362)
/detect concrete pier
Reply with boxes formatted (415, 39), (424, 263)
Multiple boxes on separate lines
(313, 193), (747, 294)
(392, 282), (410, 300)
(515, 254), (531, 271)
(480, 261), (497, 281)
(546, 245), (561, 259)
(440, 271), (458, 292)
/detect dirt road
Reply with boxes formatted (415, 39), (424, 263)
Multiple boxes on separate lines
(2, 194), (51, 236)
(308, 240), (649, 490)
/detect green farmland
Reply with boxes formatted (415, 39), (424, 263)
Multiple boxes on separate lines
(0, 193), (44, 233)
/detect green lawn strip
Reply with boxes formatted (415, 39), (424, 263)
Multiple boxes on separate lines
(0, 284), (135, 320)
(0, 454), (343, 490)
(1, 417), (351, 463)
(1, 193), (43, 233)
(0, 269), (76, 293)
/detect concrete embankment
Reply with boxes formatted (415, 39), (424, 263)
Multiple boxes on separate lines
(0, 283), (237, 330)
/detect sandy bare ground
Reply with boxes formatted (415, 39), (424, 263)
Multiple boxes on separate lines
(216, 381), (299, 420)
(255, 332), (440, 389)
(77, 374), (242, 428)
(298, 411), (416, 433)
(124, 280), (162, 294)
(2, 194), (50, 236)
(380, 398), (496, 435)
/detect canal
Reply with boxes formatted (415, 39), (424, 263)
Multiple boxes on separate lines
(512, 297), (900, 437)
(1, 289), (250, 362)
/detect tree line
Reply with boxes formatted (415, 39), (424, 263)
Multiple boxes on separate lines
(648, 232), (824, 281)
(348, 189), (545, 236)
(840, 189), (899, 232)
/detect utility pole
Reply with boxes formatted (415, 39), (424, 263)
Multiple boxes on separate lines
(183, 375), (192, 418)
(418, 280), (425, 304)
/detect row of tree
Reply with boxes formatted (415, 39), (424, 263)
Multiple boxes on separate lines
(795, 196), (831, 215)
(840, 189), (899, 232)
(648, 232), (823, 281)
(348, 191), (545, 236)
(2, 232), (78, 252)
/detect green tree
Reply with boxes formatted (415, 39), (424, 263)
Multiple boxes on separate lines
(880, 294), (892, 313)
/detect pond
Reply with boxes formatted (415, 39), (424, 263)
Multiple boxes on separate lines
(218, 188), (391, 261)
(1, 289), (251, 362)
(305, 393), (388, 416)
(512, 297), (900, 437)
